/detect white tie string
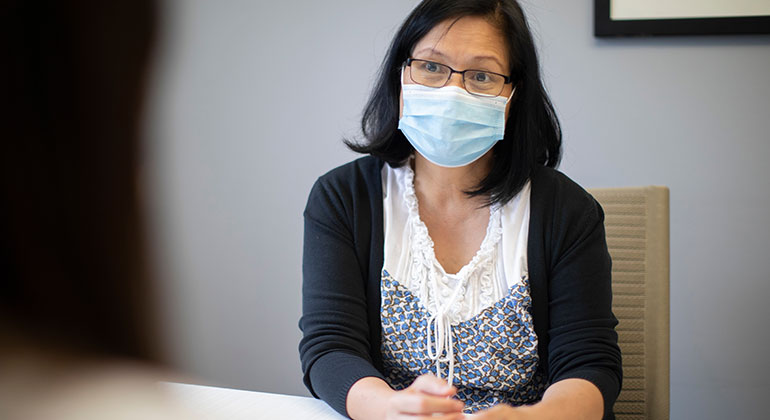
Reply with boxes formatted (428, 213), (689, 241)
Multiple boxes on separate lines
(425, 268), (464, 387)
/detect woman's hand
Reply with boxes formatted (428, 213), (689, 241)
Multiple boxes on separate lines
(385, 374), (465, 419)
(467, 378), (604, 420)
(347, 374), (465, 420)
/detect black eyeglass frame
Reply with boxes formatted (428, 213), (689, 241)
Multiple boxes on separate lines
(404, 58), (513, 97)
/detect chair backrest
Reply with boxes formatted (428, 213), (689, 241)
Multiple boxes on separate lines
(588, 186), (670, 420)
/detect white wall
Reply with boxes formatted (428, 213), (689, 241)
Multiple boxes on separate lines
(145, 1), (770, 419)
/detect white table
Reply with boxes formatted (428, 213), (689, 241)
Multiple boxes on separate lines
(162, 382), (346, 420)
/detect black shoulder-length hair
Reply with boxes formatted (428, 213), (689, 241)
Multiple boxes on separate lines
(345, 0), (561, 206)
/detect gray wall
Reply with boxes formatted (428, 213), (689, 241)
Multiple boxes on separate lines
(145, 1), (770, 419)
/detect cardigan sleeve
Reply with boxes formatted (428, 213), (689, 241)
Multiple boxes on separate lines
(541, 172), (623, 419)
(298, 172), (385, 418)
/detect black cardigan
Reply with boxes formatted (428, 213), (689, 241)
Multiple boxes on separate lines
(299, 156), (622, 419)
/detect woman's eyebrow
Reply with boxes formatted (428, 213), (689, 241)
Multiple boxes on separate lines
(412, 48), (506, 71)
(412, 47), (449, 60)
(472, 55), (506, 71)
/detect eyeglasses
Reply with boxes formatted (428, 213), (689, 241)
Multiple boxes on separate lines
(404, 58), (512, 97)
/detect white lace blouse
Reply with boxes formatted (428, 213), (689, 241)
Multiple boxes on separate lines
(382, 161), (531, 325)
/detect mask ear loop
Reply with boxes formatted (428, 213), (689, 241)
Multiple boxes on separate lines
(505, 85), (517, 103)
(400, 65), (408, 88)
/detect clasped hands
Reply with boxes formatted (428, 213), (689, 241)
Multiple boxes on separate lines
(383, 374), (532, 420)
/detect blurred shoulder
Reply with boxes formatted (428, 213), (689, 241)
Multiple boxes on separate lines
(0, 351), (198, 420)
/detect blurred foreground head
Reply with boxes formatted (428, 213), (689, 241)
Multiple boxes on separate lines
(0, 0), (158, 360)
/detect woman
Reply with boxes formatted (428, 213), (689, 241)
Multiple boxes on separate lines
(299, 1), (621, 419)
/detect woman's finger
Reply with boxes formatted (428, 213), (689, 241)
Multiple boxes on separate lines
(391, 391), (464, 415)
(409, 374), (456, 396)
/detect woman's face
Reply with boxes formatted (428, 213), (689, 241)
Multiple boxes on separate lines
(400, 15), (513, 119)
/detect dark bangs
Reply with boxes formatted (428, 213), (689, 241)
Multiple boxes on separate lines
(345, 0), (561, 206)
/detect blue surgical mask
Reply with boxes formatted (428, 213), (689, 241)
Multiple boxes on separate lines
(398, 82), (512, 168)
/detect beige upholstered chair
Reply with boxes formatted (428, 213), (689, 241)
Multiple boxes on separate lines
(588, 186), (670, 420)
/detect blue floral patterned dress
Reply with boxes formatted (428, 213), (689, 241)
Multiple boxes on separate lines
(380, 269), (547, 413)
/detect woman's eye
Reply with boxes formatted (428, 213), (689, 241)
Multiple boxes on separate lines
(424, 62), (439, 73)
(474, 72), (491, 82)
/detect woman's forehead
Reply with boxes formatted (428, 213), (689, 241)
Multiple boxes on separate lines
(411, 16), (509, 71)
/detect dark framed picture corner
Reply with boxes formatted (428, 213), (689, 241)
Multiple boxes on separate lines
(594, 0), (770, 37)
